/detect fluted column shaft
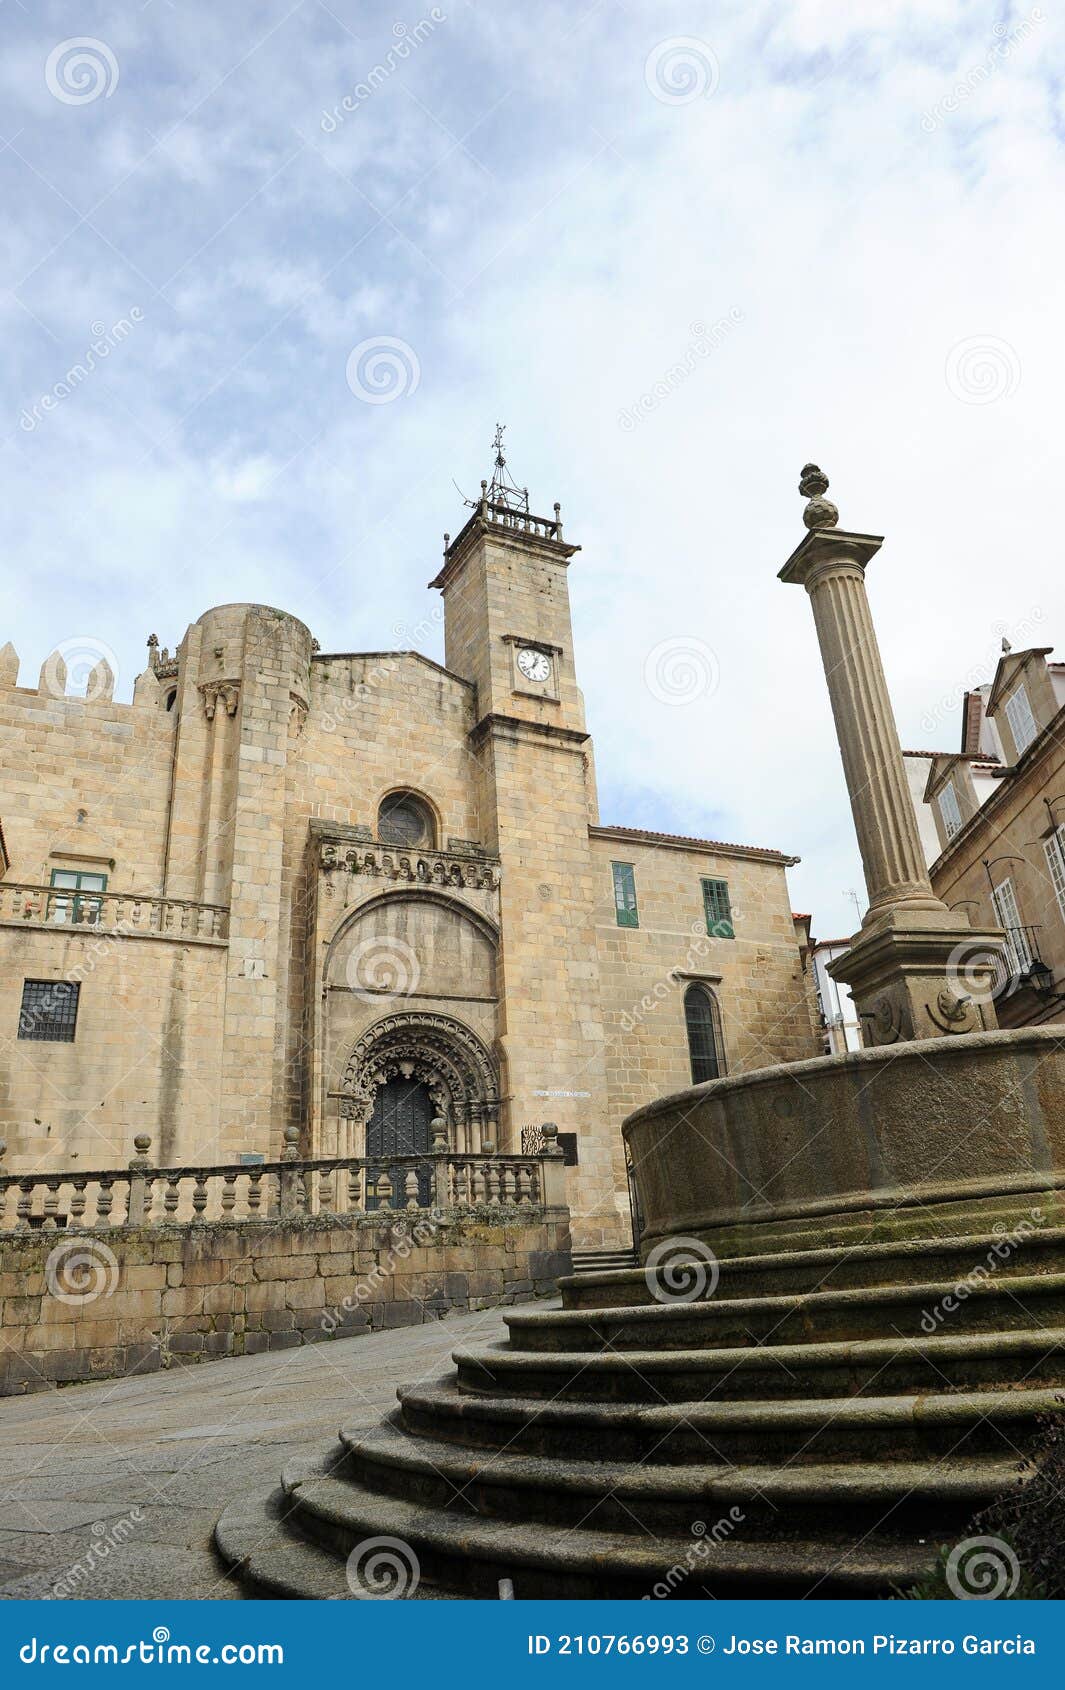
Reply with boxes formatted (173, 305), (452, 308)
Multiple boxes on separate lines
(804, 557), (934, 916)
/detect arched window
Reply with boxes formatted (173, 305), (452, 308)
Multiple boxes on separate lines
(684, 984), (724, 1084)
(377, 791), (435, 850)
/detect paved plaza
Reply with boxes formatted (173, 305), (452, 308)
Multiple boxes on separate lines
(0, 1305), (514, 1601)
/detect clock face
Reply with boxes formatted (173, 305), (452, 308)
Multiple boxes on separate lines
(517, 647), (551, 683)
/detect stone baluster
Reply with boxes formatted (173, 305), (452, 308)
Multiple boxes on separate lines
(16, 1176), (34, 1229)
(405, 1166), (420, 1210)
(246, 1167), (263, 1216)
(377, 1168), (393, 1211)
(317, 1166), (333, 1215)
(452, 1160), (469, 1208)
(126, 1134), (152, 1226)
(69, 1178), (88, 1225)
(221, 1170), (238, 1218)
(96, 1176), (115, 1227)
(191, 1172), (208, 1218)
(164, 1174), (181, 1219)
(41, 1178), (61, 1230)
(347, 1166), (362, 1212)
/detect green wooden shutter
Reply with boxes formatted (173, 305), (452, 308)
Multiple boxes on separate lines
(702, 877), (734, 938)
(612, 862), (639, 928)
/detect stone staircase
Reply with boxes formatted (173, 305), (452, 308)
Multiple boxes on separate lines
(215, 1199), (1065, 1599)
(571, 1244), (638, 1274)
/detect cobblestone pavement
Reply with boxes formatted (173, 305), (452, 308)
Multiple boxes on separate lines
(0, 1303), (516, 1600)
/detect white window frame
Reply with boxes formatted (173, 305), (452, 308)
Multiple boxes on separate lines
(992, 876), (1033, 974)
(938, 779), (963, 839)
(1004, 684), (1038, 756)
(1044, 826), (1065, 925)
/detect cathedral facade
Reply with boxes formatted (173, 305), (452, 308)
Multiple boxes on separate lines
(0, 470), (818, 1245)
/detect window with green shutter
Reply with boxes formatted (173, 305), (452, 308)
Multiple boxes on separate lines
(612, 862), (639, 928)
(701, 877), (734, 939)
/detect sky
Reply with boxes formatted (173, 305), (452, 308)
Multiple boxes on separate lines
(1, 0), (1063, 937)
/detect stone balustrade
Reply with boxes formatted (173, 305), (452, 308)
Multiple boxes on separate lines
(0, 1128), (566, 1232)
(0, 881), (229, 941)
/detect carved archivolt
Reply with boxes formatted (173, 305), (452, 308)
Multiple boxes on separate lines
(339, 1011), (500, 1137)
(320, 840), (498, 891)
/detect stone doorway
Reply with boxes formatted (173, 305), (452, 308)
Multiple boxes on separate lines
(365, 1077), (433, 1208)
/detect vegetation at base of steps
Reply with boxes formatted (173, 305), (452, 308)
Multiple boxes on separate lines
(897, 1404), (1065, 1600)
(895, 1539), (1046, 1602)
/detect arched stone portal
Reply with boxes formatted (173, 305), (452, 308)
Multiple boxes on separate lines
(338, 1011), (501, 1156)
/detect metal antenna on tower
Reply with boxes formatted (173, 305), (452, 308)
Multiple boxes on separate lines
(486, 423), (530, 515)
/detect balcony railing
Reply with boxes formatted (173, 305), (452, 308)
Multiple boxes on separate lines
(0, 1132), (566, 1231)
(0, 882), (229, 941)
(992, 924), (1054, 996)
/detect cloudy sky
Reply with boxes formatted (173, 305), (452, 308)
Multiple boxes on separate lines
(2, 0), (1061, 935)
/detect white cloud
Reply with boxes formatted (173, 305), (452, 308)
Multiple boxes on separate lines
(1, 0), (1063, 940)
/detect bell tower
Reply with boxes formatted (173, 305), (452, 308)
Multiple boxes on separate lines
(429, 432), (627, 1247)
(430, 426), (587, 738)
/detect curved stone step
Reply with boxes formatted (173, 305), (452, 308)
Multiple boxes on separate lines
(278, 1463), (936, 1599)
(560, 1229), (1065, 1309)
(510, 1273), (1065, 1351)
(453, 1326), (1065, 1402)
(662, 1185), (1065, 1261)
(214, 1482), (459, 1600)
(397, 1374), (1063, 1465)
(337, 1417), (1024, 1538)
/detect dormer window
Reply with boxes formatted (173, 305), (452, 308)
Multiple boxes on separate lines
(938, 780), (963, 840)
(377, 792), (435, 850)
(1004, 684), (1037, 756)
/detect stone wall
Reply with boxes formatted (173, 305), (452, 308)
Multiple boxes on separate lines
(593, 831), (818, 1125)
(0, 1207), (571, 1397)
(624, 1024), (1065, 1252)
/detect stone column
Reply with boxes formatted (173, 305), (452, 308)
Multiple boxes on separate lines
(779, 465), (1004, 1046)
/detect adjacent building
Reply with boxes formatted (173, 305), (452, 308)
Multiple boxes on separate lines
(904, 644), (1065, 1028)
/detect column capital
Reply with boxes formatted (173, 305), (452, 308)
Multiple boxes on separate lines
(778, 526), (884, 588)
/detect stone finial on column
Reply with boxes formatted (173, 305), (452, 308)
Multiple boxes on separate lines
(798, 463), (839, 530)
(779, 465), (1005, 1045)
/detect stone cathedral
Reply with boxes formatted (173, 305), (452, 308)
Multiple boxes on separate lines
(0, 444), (818, 1245)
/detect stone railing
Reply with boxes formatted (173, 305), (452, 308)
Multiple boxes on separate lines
(0, 1127), (566, 1231)
(484, 498), (563, 541)
(0, 882), (229, 941)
